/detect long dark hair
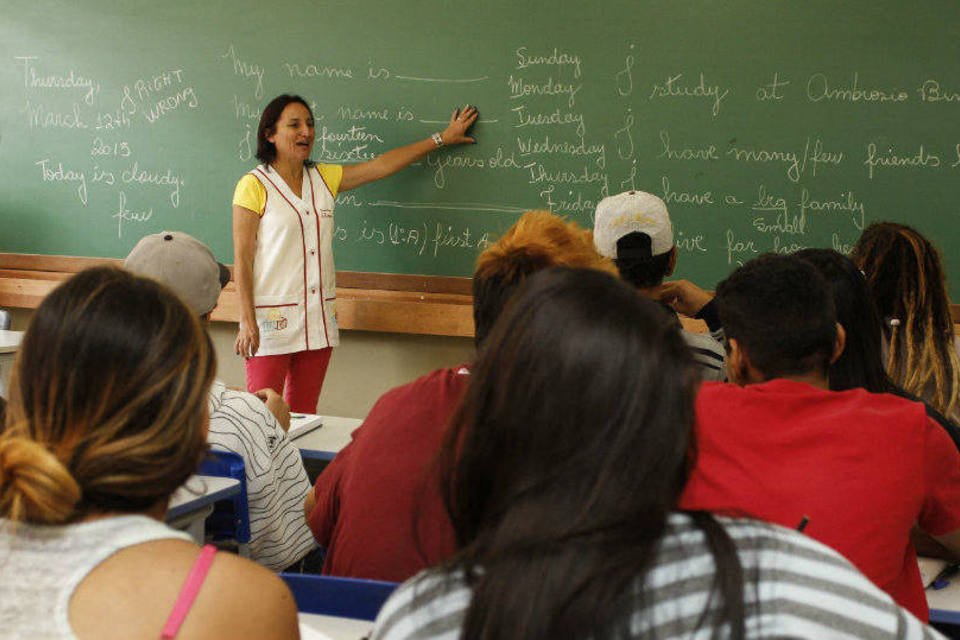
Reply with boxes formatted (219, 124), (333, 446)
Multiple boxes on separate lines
(793, 249), (893, 393)
(0, 267), (215, 523)
(852, 222), (960, 418)
(795, 248), (960, 448)
(256, 94), (313, 165)
(438, 267), (744, 639)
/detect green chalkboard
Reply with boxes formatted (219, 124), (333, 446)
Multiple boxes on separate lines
(3, 1), (960, 296)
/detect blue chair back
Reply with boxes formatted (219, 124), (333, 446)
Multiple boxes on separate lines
(279, 573), (399, 621)
(198, 450), (251, 544)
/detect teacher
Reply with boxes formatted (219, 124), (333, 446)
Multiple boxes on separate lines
(232, 94), (478, 412)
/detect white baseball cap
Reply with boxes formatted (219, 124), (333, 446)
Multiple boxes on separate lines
(593, 190), (674, 259)
(124, 231), (229, 316)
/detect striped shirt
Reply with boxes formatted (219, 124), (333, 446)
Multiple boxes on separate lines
(207, 380), (316, 571)
(682, 329), (726, 382)
(371, 514), (944, 640)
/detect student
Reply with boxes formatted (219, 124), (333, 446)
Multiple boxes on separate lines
(680, 254), (960, 621)
(593, 190), (725, 380)
(306, 211), (617, 582)
(371, 267), (942, 640)
(795, 248), (960, 449)
(0, 267), (297, 639)
(852, 222), (960, 422)
(125, 231), (318, 572)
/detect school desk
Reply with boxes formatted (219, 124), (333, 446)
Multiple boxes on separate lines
(167, 475), (241, 544)
(0, 329), (23, 398)
(298, 612), (372, 639)
(291, 415), (363, 462)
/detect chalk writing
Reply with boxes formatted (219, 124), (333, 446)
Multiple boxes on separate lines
(798, 187), (865, 230)
(725, 229), (758, 265)
(727, 139), (809, 183)
(527, 163), (606, 186)
(770, 235), (806, 255)
(120, 69), (199, 123)
(615, 111), (634, 160)
(507, 75), (582, 108)
(91, 138), (131, 157)
(616, 45), (635, 96)
(113, 191), (153, 238)
(232, 95), (261, 121)
(317, 125), (383, 162)
(121, 161), (183, 207)
(511, 105), (585, 137)
(337, 106), (390, 121)
(806, 72), (908, 103)
(24, 101), (87, 130)
(221, 45), (264, 98)
(335, 192), (365, 208)
(94, 108), (131, 131)
(832, 233), (855, 255)
(675, 229), (707, 253)
(751, 184), (788, 216)
(649, 72), (730, 116)
(756, 72), (789, 101)
(16, 56), (100, 104)
(284, 62), (354, 79)
(538, 184), (600, 214)
(426, 153), (486, 189)
(620, 162), (637, 193)
(661, 176), (714, 206)
(864, 143), (940, 179)
(516, 134), (605, 168)
(353, 219), (492, 258)
(238, 125), (253, 161)
(35, 158), (87, 205)
(918, 79), (960, 103)
(659, 130), (719, 161)
(393, 74), (489, 83)
(753, 210), (806, 235)
(91, 166), (115, 186)
(515, 46), (582, 78)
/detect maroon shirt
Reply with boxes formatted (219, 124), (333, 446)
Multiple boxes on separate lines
(308, 366), (470, 582)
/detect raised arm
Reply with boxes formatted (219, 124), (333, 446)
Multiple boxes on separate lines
(233, 204), (261, 358)
(339, 105), (478, 192)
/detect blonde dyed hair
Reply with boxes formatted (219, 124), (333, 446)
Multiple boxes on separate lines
(0, 267), (215, 524)
(852, 222), (960, 418)
(471, 211), (616, 345)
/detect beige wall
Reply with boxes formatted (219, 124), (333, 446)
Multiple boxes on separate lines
(9, 308), (474, 419)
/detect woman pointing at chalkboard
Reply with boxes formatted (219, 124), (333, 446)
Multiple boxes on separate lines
(232, 94), (478, 412)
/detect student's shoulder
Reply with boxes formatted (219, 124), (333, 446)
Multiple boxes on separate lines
(372, 568), (470, 640)
(210, 383), (275, 422)
(190, 551), (299, 639)
(372, 365), (470, 411)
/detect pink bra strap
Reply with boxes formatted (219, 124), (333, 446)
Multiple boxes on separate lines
(160, 544), (218, 639)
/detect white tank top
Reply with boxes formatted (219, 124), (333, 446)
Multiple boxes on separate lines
(0, 515), (191, 639)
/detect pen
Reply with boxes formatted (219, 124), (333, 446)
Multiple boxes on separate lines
(933, 563), (960, 590)
(796, 515), (810, 533)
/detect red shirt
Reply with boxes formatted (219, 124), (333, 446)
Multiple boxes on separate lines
(681, 379), (960, 621)
(308, 366), (469, 582)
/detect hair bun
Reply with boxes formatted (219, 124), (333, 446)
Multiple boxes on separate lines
(0, 435), (80, 524)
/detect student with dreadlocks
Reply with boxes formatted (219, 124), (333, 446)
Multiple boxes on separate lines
(852, 222), (960, 422)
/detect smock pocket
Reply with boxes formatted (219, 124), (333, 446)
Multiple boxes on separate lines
(254, 295), (303, 354)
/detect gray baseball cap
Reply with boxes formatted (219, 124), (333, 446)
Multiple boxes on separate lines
(124, 231), (230, 316)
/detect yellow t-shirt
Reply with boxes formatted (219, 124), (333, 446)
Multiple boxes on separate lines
(232, 164), (343, 216)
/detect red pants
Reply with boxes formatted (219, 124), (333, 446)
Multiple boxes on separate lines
(245, 348), (333, 413)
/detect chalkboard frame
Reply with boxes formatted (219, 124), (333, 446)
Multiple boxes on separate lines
(0, 255), (475, 337)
